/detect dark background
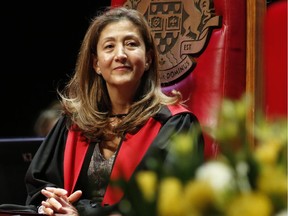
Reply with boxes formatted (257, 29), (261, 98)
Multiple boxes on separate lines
(0, 0), (111, 137)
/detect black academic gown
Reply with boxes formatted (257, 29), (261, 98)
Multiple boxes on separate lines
(16, 104), (204, 215)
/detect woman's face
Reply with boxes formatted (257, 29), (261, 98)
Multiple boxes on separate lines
(93, 19), (150, 91)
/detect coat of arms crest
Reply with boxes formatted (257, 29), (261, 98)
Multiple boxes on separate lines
(124, 0), (222, 85)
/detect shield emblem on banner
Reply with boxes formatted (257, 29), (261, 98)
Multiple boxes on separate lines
(149, 2), (182, 55)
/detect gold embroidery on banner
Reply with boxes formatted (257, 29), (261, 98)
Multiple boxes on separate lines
(123, 0), (222, 86)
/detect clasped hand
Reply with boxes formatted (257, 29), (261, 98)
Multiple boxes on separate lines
(39, 187), (82, 216)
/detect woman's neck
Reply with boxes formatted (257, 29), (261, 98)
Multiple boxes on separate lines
(108, 87), (134, 115)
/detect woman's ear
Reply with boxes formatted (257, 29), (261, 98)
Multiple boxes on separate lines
(145, 62), (150, 71)
(145, 51), (153, 71)
(92, 56), (101, 75)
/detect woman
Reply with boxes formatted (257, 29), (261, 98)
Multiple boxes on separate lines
(23, 6), (204, 216)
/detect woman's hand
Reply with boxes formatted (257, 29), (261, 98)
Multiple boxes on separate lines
(39, 187), (82, 216)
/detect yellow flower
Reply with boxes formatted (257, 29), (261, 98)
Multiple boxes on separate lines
(254, 118), (287, 145)
(234, 96), (248, 121)
(183, 180), (214, 212)
(214, 121), (239, 141)
(226, 192), (273, 216)
(255, 139), (282, 165)
(257, 165), (287, 199)
(135, 171), (157, 202)
(157, 177), (185, 216)
(171, 133), (194, 155)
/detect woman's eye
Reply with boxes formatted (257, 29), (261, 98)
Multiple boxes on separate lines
(104, 44), (114, 49)
(126, 41), (137, 47)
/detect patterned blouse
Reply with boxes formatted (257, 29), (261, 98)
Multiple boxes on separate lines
(87, 143), (116, 203)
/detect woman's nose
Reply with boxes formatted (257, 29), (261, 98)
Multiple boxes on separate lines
(114, 46), (127, 62)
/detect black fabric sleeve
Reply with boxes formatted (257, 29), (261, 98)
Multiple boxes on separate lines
(142, 111), (205, 167)
(25, 116), (68, 206)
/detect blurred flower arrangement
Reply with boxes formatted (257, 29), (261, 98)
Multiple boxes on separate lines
(117, 94), (287, 216)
